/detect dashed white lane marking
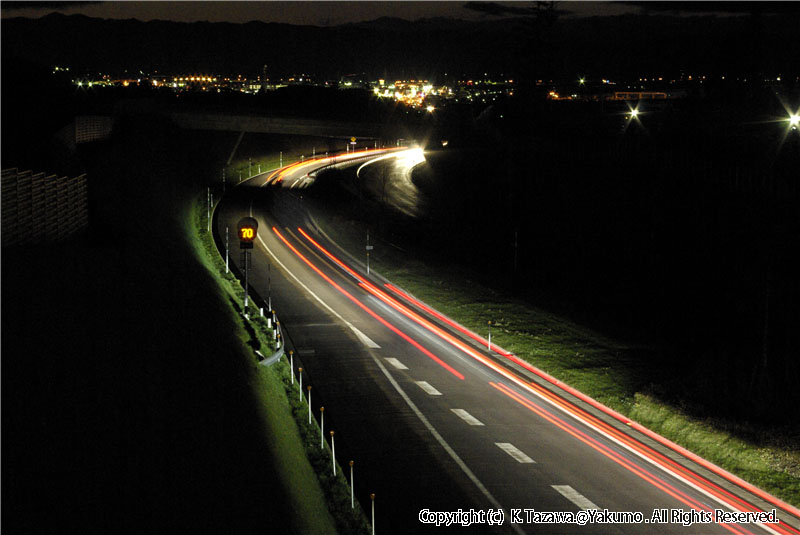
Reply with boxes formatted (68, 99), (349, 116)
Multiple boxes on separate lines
(495, 443), (536, 463)
(415, 381), (442, 396)
(350, 325), (381, 348)
(451, 409), (485, 426)
(552, 485), (599, 510)
(256, 233), (380, 349)
(367, 360), (524, 535)
(385, 357), (408, 370)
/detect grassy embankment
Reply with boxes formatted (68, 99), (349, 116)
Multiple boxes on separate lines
(189, 196), (341, 534)
(307, 201), (800, 508)
(194, 184), (371, 534)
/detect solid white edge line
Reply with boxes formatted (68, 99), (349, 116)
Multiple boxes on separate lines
(256, 233), (380, 350)
(551, 485), (599, 511)
(451, 409), (485, 426)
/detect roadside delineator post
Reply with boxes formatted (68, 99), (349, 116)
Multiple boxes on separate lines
(488, 320), (492, 351)
(289, 350), (294, 384)
(330, 431), (336, 475)
(371, 493), (376, 534)
(225, 226), (229, 274)
(298, 368), (303, 401)
(349, 461), (354, 508)
(320, 407), (325, 448)
(307, 385), (312, 424)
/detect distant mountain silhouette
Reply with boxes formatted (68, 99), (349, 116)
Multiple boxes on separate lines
(2, 11), (798, 81)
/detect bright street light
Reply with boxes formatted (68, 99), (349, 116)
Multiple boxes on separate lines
(789, 114), (799, 129)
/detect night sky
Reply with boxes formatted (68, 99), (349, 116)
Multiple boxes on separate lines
(1, 1), (730, 26)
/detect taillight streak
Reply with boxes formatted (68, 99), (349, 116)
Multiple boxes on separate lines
(383, 282), (514, 357)
(266, 148), (408, 186)
(298, 227), (509, 370)
(512, 373), (793, 535)
(469, 325), (800, 524)
(491, 382), (750, 535)
(295, 225), (796, 532)
(272, 226), (464, 380)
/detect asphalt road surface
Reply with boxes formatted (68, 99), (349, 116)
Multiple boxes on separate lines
(214, 152), (800, 535)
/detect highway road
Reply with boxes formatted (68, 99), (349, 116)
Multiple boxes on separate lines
(214, 150), (800, 534)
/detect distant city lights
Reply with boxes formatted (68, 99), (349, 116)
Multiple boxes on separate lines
(55, 65), (798, 117)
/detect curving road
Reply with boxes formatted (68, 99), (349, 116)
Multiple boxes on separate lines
(214, 151), (800, 535)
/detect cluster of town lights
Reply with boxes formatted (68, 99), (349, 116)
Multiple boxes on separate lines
(174, 76), (217, 82)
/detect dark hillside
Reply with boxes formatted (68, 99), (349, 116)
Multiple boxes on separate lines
(2, 12), (798, 79)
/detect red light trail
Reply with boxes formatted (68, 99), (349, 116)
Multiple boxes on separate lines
(291, 225), (797, 534)
(272, 226), (464, 380)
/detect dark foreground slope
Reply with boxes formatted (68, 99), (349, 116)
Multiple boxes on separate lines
(1, 117), (301, 533)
